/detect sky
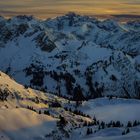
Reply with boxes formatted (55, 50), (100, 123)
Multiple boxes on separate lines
(0, 0), (140, 19)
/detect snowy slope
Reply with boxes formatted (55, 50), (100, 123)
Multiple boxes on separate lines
(0, 71), (94, 140)
(0, 108), (56, 140)
(0, 71), (140, 140)
(0, 71), (57, 139)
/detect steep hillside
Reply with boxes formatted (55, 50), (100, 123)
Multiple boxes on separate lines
(0, 71), (94, 140)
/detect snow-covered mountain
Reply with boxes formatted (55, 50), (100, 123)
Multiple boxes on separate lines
(0, 13), (140, 99)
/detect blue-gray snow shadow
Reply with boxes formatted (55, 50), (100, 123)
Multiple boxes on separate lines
(2, 120), (56, 140)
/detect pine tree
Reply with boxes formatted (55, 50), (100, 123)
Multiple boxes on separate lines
(116, 121), (121, 127)
(101, 121), (105, 129)
(73, 85), (85, 101)
(83, 121), (88, 126)
(44, 110), (50, 115)
(59, 115), (67, 126)
(39, 110), (41, 114)
(86, 128), (92, 135)
(127, 121), (132, 127)
(122, 130), (125, 135)
(133, 120), (137, 127)
(87, 128), (90, 135)
(126, 128), (130, 134)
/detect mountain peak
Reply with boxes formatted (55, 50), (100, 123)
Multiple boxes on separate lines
(0, 14), (139, 100)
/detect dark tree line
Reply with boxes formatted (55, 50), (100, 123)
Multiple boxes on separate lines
(64, 107), (92, 119)
(0, 88), (10, 101)
(85, 72), (103, 99)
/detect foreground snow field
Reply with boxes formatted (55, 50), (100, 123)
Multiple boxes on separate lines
(82, 127), (140, 140)
(0, 71), (140, 140)
(0, 108), (57, 140)
(1, 97), (140, 140)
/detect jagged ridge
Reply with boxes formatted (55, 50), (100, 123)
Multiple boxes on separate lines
(0, 13), (139, 99)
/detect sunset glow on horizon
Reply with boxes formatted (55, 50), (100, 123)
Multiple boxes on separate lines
(0, 0), (140, 19)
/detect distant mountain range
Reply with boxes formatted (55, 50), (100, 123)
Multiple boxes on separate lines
(0, 13), (139, 99)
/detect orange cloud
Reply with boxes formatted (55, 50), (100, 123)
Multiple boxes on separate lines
(0, 0), (139, 18)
